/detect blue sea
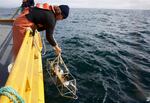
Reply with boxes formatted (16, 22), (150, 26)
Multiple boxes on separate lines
(0, 8), (150, 103)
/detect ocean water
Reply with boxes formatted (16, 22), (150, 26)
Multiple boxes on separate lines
(1, 8), (150, 103)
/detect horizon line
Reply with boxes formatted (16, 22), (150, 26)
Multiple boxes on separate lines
(0, 7), (150, 10)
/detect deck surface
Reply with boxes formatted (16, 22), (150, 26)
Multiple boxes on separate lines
(0, 24), (13, 87)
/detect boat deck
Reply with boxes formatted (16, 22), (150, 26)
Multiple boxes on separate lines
(0, 24), (13, 87)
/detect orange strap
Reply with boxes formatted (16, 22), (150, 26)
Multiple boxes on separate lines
(36, 3), (52, 11)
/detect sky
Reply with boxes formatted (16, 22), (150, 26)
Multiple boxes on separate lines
(0, 0), (150, 9)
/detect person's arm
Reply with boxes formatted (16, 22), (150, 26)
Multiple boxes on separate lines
(45, 27), (56, 46)
(46, 28), (61, 55)
(37, 26), (46, 31)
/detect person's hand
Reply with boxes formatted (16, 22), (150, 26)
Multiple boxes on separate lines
(53, 45), (62, 55)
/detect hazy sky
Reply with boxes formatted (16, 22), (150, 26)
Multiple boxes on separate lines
(0, 0), (150, 9)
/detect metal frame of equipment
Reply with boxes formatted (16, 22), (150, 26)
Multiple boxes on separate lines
(46, 55), (78, 99)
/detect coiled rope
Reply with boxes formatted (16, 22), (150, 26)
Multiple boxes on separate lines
(0, 86), (24, 103)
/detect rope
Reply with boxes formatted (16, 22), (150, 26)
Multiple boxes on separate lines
(50, 54), (69, 75)
(32, 30), (48, 55)
(0, 86), (25, 103)
(51, 54), (62, 65)
(33, 35), (42, 53)
(41, 31), (47, 56)
(58, 55), (69, 72)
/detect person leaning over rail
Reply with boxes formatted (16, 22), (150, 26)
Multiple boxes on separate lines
(12, 3), (70, 61)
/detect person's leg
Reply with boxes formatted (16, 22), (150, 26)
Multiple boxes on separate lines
(12, 8), (34, 61)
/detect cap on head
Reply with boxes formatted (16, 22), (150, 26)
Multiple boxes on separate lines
(59, 5), (70, 19)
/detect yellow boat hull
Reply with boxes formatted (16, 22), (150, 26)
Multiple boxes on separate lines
(0, 29), (44, 103)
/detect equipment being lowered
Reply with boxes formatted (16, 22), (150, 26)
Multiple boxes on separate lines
(47, 55), (78, 99)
